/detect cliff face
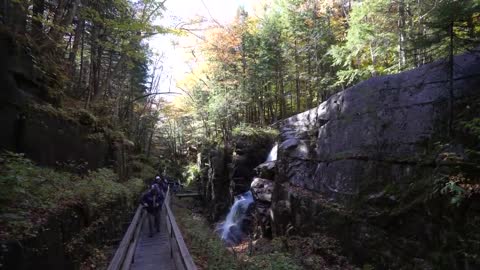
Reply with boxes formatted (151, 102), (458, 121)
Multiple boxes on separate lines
(0, 31), (132, 175)
(273, 50), (480, 268)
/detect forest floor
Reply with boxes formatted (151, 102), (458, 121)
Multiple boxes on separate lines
(172, 197), (358, 270)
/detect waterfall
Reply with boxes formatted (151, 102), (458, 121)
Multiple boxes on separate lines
(218, 144), (277, 245)
(217, 191), (254, 245)
(265, 144), (278, 162)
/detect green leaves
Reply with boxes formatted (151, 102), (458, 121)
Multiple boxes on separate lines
(461, 118), (480, 140)
(330, 0), (399, 85)
(0, 152), (143, 241)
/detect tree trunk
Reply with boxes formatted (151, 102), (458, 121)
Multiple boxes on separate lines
(92, 51), (127, 103)
(294, 39), (301, 112)
(307, 56), (313, 109)
(69, 19), (84, 77)
(88, 24), (101, 107)
(76, 26), (85, 94)
(278, 67), (286, 119)
(447, 21), (454, 138)
(398, 0), (406, 69)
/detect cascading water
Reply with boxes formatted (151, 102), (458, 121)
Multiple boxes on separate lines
(217, 191), (254, 245)
(219, 144), (277, 245)
(265, 143), (278, 162)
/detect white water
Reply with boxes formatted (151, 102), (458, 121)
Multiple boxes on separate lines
(265, 144), (278, 162)
(219, 144), (277, 244)
(218, 191), (254, 244)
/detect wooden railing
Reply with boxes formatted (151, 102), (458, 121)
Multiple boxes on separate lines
(163, 189), (197, 270)
(107, 205), (145, 270)
(107, 188), (197, 270)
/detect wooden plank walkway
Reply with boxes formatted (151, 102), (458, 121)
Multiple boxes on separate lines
(130, 215), (176, 270)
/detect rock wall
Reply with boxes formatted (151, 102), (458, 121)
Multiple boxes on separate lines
(0, 31), (132, 174)
(273, 50), (480, 268)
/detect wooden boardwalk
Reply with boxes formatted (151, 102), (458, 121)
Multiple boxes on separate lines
(130, 216), (176, 270)
(107, 189), (196, 270)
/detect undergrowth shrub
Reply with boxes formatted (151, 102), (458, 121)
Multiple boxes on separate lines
(0, 151), (143, 240)
(246, 252), (302, 270)
(183, 163), (200, 187)
(232, 123), (279, 139)
(461, 118), (480, 140)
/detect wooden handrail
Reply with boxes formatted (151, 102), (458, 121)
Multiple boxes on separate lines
(163, 189), (197, 270)
(107, 205), (145, 270)
(108, 188), (197, 270)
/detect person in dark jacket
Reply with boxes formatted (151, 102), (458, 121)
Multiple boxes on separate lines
(159, 176), (169, 194)
(141, 184), (164, 237)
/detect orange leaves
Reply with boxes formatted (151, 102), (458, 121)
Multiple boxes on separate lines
(203, 26), (242, 66)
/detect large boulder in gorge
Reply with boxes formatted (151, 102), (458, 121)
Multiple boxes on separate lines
(272, 49), (480, 268)
(251, 177), (274, 238)
(251, 177), (274, 202)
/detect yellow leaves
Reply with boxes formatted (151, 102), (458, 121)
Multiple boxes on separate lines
(162, 97), (194, 119)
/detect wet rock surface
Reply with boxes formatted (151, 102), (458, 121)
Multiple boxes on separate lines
(251, 177), (274, 203)
(255, 161), (276, 180)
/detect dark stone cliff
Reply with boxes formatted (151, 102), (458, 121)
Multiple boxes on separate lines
(0, 31), (142, 270)
(0, 31), (132, 175)
(272, 50), (480, 269)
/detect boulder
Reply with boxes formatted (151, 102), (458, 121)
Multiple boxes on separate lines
(276, 50), (480, 201)
(254, 161), (276, 180)
(251, 177), (274, 202)
(250, 177), (275, 238)
(272, 49), (480, 268)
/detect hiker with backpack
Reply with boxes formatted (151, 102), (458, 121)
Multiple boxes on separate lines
(141, 184), (164, 237)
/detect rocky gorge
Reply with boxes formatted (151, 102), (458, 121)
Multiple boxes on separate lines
(269, 48), (480, 269)
(200, 49), (480, 269)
